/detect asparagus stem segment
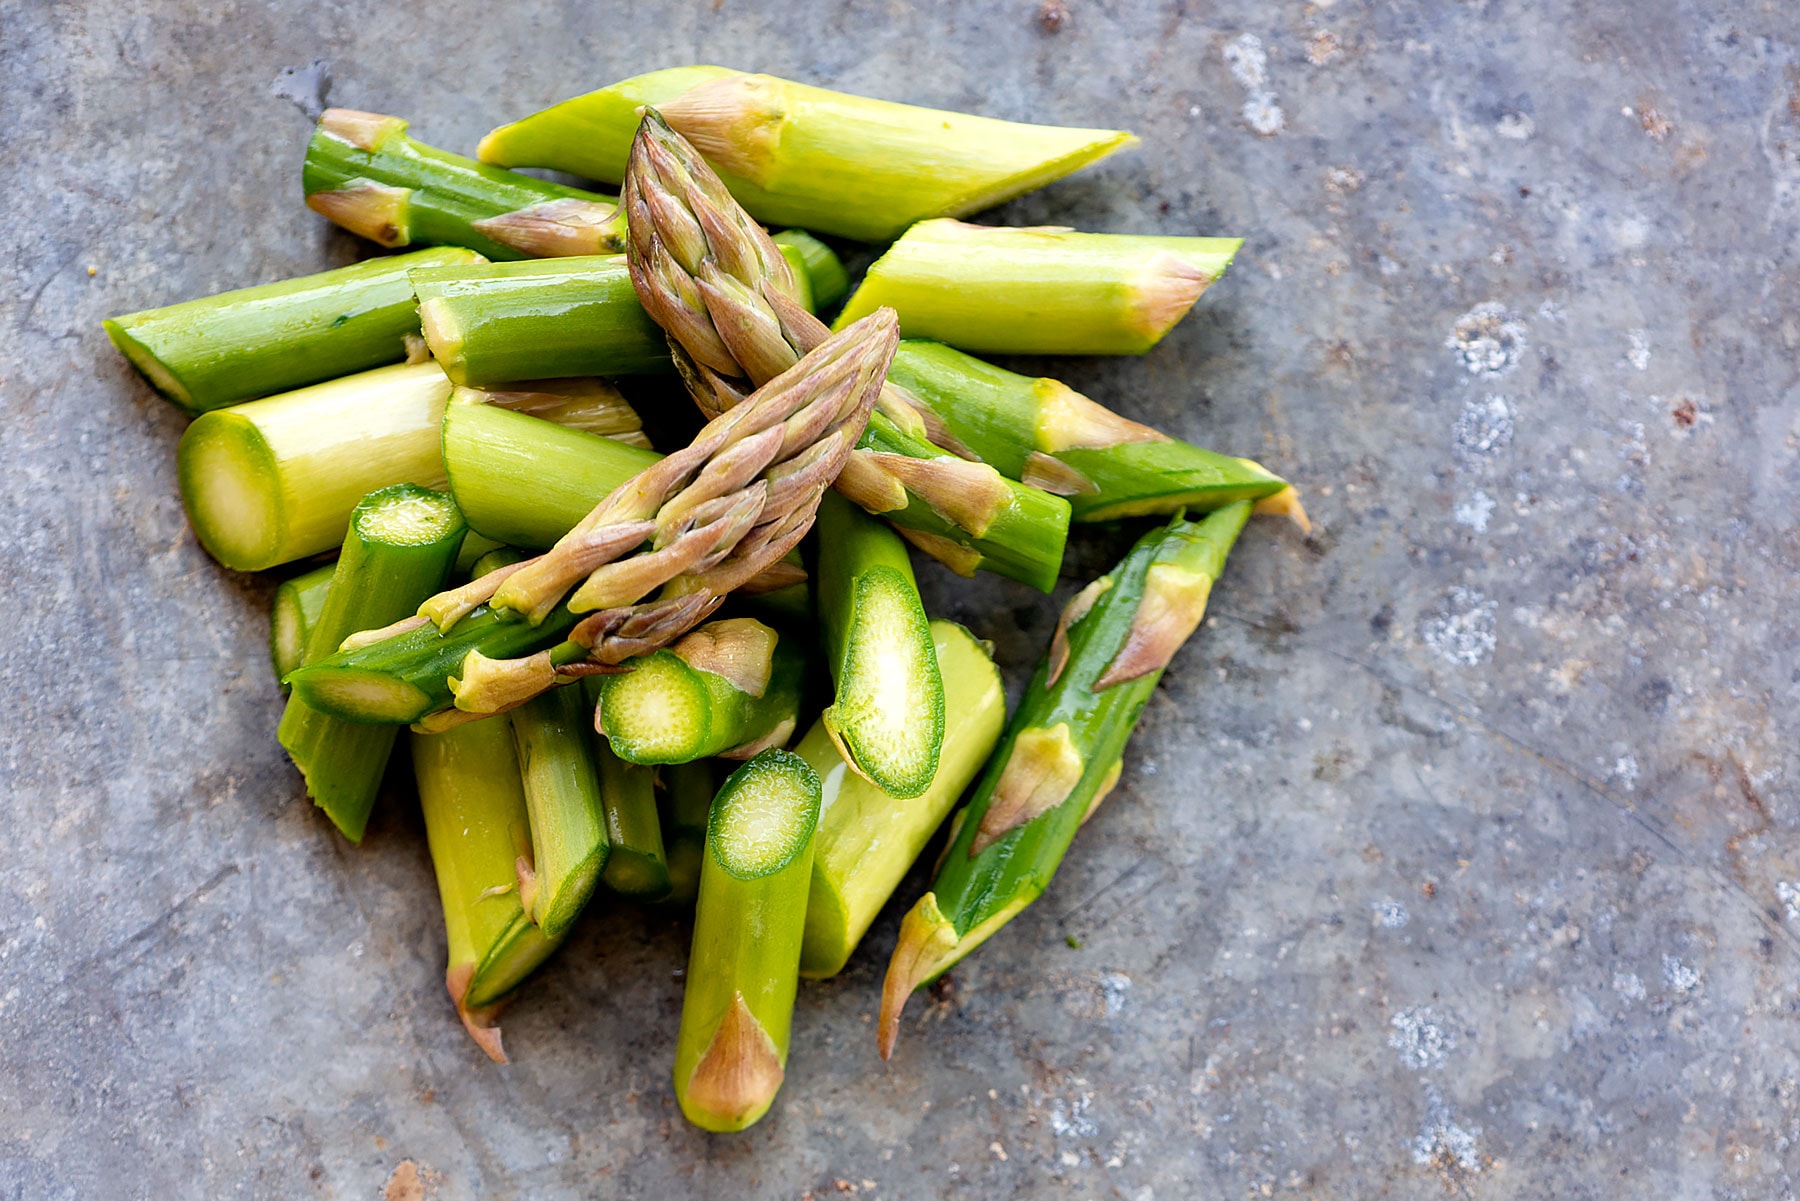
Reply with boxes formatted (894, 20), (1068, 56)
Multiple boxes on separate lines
(814, 494), (943, 797)
(596, 618), (803, 764)
(304, 108), (627, 260)
(412, 716), (562, 1063)
(509, 684), (610, 937)
(659, 760), (717, 907)
(886, 341), (1292, 521)
(835, 220), (1243, 355)
(673, 749), (821, 1131)
(481, 67), (1136, 242)
(770, 229), (848, 311)
(178, 362), (452, 572)
(103, 247), (480, 416)
(799, 620), (1004, 978)
(463, 379), (650, 447)
(584, 680), (674, 899)
(878, 503), (1252, 1059)
(270, 563), (336, 688)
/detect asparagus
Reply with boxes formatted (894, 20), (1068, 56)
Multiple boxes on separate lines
(673, 749), (820, 1131)
(412, 715), (561, 1063)
(814, 493), (943, 798)
(835, 220), (1243, 355)
(269, 563), (336, 687)
(304, 108), (627, 260)
(878, 503), (1251, 1059)
(658, 760), (716, 907)
(454, 532), (509, 577)
(480, 67), (1136, 242)
(886, 341), (1303, 523)
(799, 620), (1005, 979)
(595, 618), (803, 764)
(622, 111), (1071, 591)
(509, 684), (609, 938)
(103, 247), (479, 416)
(178, 362), (452, 572)
(770, 229), (848, 310)
(585, 692), (674, 900)
(467, 378), (650, 447)
(469, 545), (527, 578)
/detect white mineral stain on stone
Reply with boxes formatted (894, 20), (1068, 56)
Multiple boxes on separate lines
(1777, 881), (1800, 923)
(1662, 954), (1702, 994)
(1496, 112), (1535, 140)
(1389, 1006), (1455, 1069)
(1627, 329), (1652, 370)
(1453, 393), (1514, 459)
(1049, 1090), (1098, 1138)
(1373, 899), (1410, 928)
(1411, 1087), (1482, 1172)
(1224, 34), (1285, 135)
(1099, 971), (1132, 1016)
(1613, 970), (1646, 1001)
(1454, 490), (1495, 532)
(1446, 303), (1527, 377)
(1612, 755), (1639, 791)
(1419, 587), (1498, 666)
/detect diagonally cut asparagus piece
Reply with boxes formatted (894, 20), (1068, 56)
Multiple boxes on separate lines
(658, 759), (716, 907)
(270, 563), (336, 688)
(583, 686), (674, 901)
(509, 683), (609, 938)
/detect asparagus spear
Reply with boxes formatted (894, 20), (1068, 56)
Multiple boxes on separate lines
(585, 690), (674, 900)
(594, 618), (803, 764)
(509, 684), (609, 937)
(886, 341), (1303, 523)
(480, 67), (1136, 242)
(622, 111), (1071, 591)
(270, 563), (336, 687)
(814, 493), (943, 797)
(178, 362), (452, 572)
(799, 620), (1005, 979)
(878, 503), (1252, 1059)
(835, 220), (1243, 355)
(673, 749), (820, 1131)
(304, 108), (626, 260)
(103, 246), (479, 416)
(770, 229), (848, 310)
(658, 760), (716, 907)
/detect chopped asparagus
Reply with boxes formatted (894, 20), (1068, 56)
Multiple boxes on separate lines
(658, 760), (716, 907)
(269, 563), (336, 688)
(510, 684), (610, 938)
(585, 689), (673, 901)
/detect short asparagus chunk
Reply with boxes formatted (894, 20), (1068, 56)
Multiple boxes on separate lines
(585, 693), (673, 900)
(658, 760), (716, 907)
(673, 749), (821, 1131)
(270, 563), (336, 687)
(509, 684), (609, 937)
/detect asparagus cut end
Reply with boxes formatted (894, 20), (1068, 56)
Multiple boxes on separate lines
(446, 962), (509, 1064)
(103, 318), (195, 411)
(416, 296), (468, 383)
(602, 848), (674, 899)
(289, 667), (432, 725)
(537, 845), (606, 939)
(177, 410), (282, 571)
(597, 653), (712, 764)
(680, 991), (786, 1132)
(878, 889), (1030, 1059)
(355, 487), (465, 545)
(1126, 250), (1207, 344)
(465, 913), (560, 1010)
(824, 567), (944, 799)
(708, 749), (820, 879)
(1252, 484), (1312, 534)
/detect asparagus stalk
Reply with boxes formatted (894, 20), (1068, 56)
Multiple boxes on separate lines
(770, 229), (848, 310)
(886, 341), (1302, 523)
(594, 618), (803, 764)
(103, 246), (480, 416)
(304, 108), (627, 260)
(813, 494), (943, 797)
(467, 378), (650, 447)
(270, 563), (336, 687)
(454, 532), (509, 577)
(878, 503), (1252, 1059)
(469, 545), (527, 578)
(835, 220), (1243, 355)
(673, 749), (821, 1131)
(799, 620), (1005, 979)
(584, 690), (674, 900)
(659, 760), (716, 907)
(178, 362), (451, 572)
(509, 684), (609, 937)
(622, 111), (1071, 590)
(480, 67), (1136, 242)
(412, 715), (562, 1063)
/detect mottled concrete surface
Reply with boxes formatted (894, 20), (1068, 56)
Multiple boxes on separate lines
(3, 1), (1798, 1198)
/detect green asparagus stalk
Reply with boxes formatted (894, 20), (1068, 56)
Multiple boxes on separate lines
(270, 563), (336, 687)
(412, 715), (562, 1063)
(770, 229), (848, 310)
(480, 67), (1136, 242)
(659, 760), (716, 907)
(622, 110), (1071, 590)
(799, 620), (1005, 979)
(304, 108), (627, 260)
(584, 685), (673, 900)
(469, 545), (528, 578)
(509, 684), (609, 937)
(673, 749), (820, 1131)
(886, 341), (1304, 523)
(178, 362), (451, 572)
(466, 378), (650, 448)
(834, 220), (1243, 355)
(103, 247), (480, 416)
(595, 618), (803, 764)
(454, 532), (509, 577)
(878, 503), (1252, 1059)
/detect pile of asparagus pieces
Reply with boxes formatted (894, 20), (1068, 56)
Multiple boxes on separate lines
(106, 67), (1304, 1132)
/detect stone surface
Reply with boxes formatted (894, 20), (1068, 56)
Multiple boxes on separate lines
(3, 2), (1798, 1198)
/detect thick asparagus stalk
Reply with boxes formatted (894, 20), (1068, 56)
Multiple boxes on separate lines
(835, 220), (1243, 355)
(270, 563), (336, 687)
(584, 690), (673, 900)
(813, 494), (942, 797)
(467, 378), (650, 447)
(304, 108), (627, 260)
(277, 485), (466, 841)
(480, 67), (1136, 242)
(673, 749), (820, 1131)
(509, 684), (609, 937)
(622, 111), (1070, 590)
(595, 618), (803, 764)
(103, 247), (479, 416)
(412, 716), (562, 1063)
(178, 362), (451, 572)
(659, 760), (716, 907)
(770, 229), (847, 310)
(886, 341), (1300, 523)
(799, 620), (1005, 979)
(878, 503), (1251, 1059)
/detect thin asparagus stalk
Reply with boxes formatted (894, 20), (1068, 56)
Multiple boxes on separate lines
(469, 545), (528, 578)
(799, 619), (1005, 979)
(659, 760), (716, 907)
(814, 493), (942, 797)
(878, 503), (1252, 1059)
(304, 108), (627, 260)
(834, 220), (1243, 355)
(770, 229), (848, 310)
(412, 715), (562, 1063)
(673, 749), (820, 1131)
(594, 618), (803, 764)
(621, 110), (1071, 590)
(886, 340), (1302, 523)
(509, 684), (609, 938)
(277, 485), (466, 841)
(584, 685), (674, 899)
(467, 378), (651, 447)
(454, 532), (509, 577)
(178, 362), (451, 572)
(480, 67), (1136, 242)
(103, 246), (480, 416)
(270, 563), (336, 687)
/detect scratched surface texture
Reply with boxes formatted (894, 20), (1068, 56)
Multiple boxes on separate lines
(3, 0), (1798, 1197)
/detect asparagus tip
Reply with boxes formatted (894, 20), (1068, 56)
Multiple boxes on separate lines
(878, 893), (960, 1060)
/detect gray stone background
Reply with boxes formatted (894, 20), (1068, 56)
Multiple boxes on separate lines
(3, 1), (1797, 1197)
